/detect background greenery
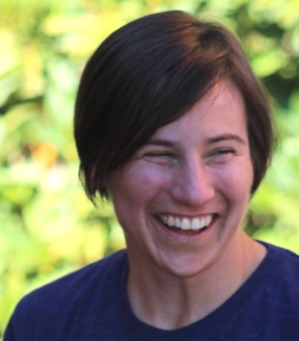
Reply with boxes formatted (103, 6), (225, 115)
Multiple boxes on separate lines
(0, 0), (298, 336)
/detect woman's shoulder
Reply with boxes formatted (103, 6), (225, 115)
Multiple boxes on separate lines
(20, 248), (127, 306)
(261, 241), (299, 271)
(252, 242), (299, 307)
(5, 249), (128, 339)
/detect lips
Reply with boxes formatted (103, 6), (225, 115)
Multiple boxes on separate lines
(157, 214), (213, 232)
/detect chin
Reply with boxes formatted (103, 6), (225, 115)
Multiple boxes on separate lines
(157, 252), (215, 280)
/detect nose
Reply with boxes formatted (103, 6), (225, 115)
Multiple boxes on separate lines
(169, 160), (215, 207)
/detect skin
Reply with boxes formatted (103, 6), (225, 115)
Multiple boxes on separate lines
(107, 81), (266, 330)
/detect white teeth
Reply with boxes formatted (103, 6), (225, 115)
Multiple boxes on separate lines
(191, 218), (201, 230)
(159, 214), (213, 231)
(205, 215), (212, 227)
(168, 215), (175, 227)
(174, 217), (181, 228)
(181, 218), (190, 230)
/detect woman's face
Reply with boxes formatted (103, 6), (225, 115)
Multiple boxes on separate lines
(107, 81), (254, 279)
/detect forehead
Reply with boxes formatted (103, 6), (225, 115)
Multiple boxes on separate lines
(150, 81), (247, 143)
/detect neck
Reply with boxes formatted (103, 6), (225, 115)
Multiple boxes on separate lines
(126, 232), (266, 330)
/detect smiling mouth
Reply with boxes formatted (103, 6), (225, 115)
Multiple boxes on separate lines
(157, 214), (214, 235)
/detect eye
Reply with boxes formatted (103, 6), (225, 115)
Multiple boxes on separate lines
(214, 149), (234, 156)
(207, 148), (235, 164)
(142, 151), (176, 166)
(144, 152), (173, 157)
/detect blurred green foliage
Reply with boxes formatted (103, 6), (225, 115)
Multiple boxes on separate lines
(0, 0), (298, 337)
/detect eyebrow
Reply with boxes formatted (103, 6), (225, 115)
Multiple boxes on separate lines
(144, 139), (175, 147)
(205, 134), (246, 145)
(145, 134), (246, 147)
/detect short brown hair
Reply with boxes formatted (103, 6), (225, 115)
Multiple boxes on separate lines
(74, 10), (274, 201)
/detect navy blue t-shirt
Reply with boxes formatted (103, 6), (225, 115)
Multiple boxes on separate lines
(4, 242), (299, 340)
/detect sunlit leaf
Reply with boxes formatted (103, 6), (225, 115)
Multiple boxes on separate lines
(251, 50), (288, 77)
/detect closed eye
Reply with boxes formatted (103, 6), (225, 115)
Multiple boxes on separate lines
(144, 152), (173, 157)
(213, 149), (235, 156)
(207, 148), (236, 164)
(143, 151), (176, 166)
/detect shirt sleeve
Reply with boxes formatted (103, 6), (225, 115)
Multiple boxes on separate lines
(3, 319), (17, 341)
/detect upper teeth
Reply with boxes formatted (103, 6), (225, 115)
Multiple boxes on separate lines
(159, 215), (212, 231)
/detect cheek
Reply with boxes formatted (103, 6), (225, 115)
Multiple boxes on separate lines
(132, 172), (172, 204)
(108, 164), (171, 206)
(213, 160), (254, 202)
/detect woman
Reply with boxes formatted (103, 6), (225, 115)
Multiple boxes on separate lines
(5, 11), (299, 340)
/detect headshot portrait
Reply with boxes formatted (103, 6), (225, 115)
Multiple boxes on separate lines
(3, 9), (299, 341)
